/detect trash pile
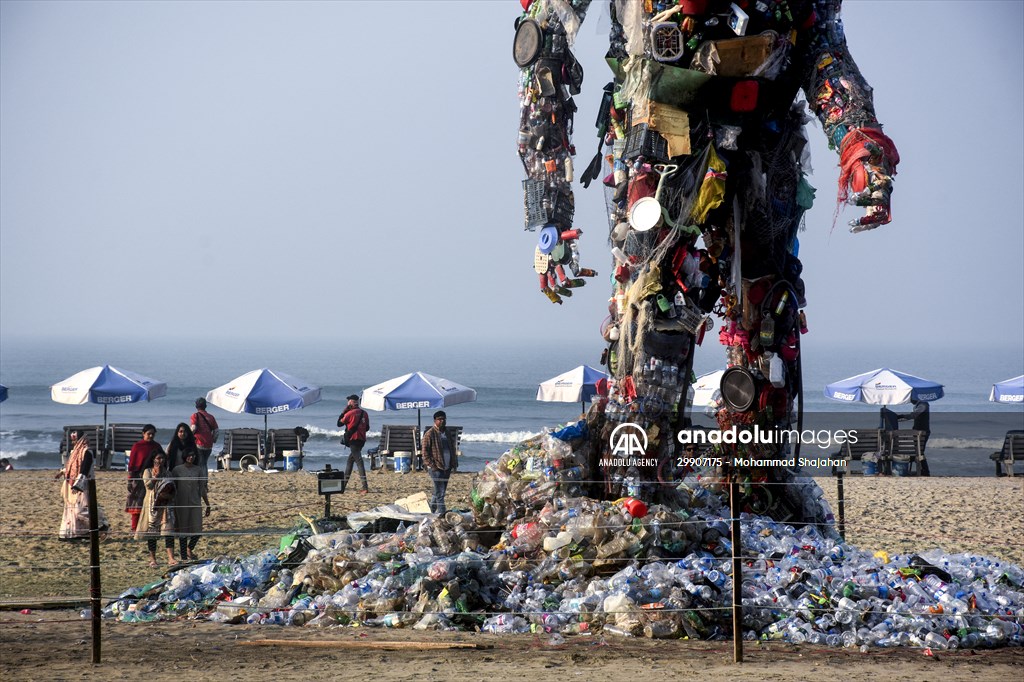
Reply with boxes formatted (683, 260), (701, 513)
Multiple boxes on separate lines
(101, 429), (1024, 650)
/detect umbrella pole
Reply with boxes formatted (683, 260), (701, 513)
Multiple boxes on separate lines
(103, 404), (109, 453)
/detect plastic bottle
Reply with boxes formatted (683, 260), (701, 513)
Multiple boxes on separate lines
(287, 596), (315, 626)
(602, 624), (636, 637)
(644, 620), (680, 639)
(597, 531), (638, 559)
(706, 569), (727, 588)
(366, 612), (417, 628)
(565, 514), (604, 543)
(923, 631), (947, 650)
(673, 291), (686, 318)
(511, 522), (544, 552)
(481, 614), (530, 634)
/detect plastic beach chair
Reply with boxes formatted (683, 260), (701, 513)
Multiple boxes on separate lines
(217, 428), (265, 472)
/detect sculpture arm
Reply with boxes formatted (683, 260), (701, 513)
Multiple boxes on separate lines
(515, 0), (596, 298)
(803, 0), (899, 231)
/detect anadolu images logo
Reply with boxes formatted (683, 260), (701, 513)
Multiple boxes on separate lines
(609, 423), (648, 457)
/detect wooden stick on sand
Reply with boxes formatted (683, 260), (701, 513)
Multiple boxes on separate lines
(240, 639), (492, 650)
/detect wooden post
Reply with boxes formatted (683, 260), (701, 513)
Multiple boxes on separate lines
(87, 477), (101, 664)
(836, 468), (846, 542)
(729, 470), (743, 664)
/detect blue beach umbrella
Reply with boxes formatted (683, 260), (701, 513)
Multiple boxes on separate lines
(50, 365), (168, 444)
(990, 375), (1024, 404)
(0, 384), (7, 402)
(361, 371), (477, 433)
(824, 367), (944, 405)
(536, 365), (608, 413)
(205, 368), (322, 441)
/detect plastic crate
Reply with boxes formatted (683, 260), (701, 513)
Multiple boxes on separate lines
(676, 304), (707, 335)
(523, 178), (546, 229)
(523, 179), (575, 229)
(622, 123), (669, 162)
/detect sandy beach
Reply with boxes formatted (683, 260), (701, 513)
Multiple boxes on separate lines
(1, 468), (1022, 679)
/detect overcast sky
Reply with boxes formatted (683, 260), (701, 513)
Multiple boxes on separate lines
(1, 0), (1022, 353)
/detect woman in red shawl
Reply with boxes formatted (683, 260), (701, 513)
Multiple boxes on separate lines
(126, 424), (163, 532)
(57, 429), (108, 539)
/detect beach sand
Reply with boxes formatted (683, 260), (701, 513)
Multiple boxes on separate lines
(1, 468), (1022, 680)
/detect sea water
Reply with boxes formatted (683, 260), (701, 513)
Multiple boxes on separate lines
(0, 336), (1020, 474)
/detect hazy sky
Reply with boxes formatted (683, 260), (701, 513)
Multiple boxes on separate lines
(1, 0), (1022, 353)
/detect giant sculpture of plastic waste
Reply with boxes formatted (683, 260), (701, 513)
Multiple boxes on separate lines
(515, 0), (898, 523)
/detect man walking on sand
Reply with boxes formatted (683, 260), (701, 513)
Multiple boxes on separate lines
(190, 397), (219, 481)
(338, 394), (370, 494)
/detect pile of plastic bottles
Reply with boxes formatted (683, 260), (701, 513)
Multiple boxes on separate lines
(100, 429), (1023, 649)
(101, 499), (1023, 648)
(102, 550), (278, 623)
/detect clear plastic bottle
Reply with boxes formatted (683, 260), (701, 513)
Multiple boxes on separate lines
(923, 631), (947, 650)
(482, 614), (530, 634)
(644, 620), (680, 639)
(565, 514), (603, 542)
(287, 596), (315, 626)
(596, 531), (637, 559)
(602, 624), (636, 637)
(511, 522), (544, 552)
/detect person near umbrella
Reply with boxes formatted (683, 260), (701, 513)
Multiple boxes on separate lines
(879, 406), (899, 432)
(166, 422), (197, 471)
(172, 448), (210, 561)
(899, 398), (931, 476)
(874, 406), (900, 476)
(126, 424), (163, 532)
(421, 411), (458, 515)
(190, 397), (219, 481)
(56, 429), (109, 539)
(337, 394), (370, 494)
(136, 452), (177, 567)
